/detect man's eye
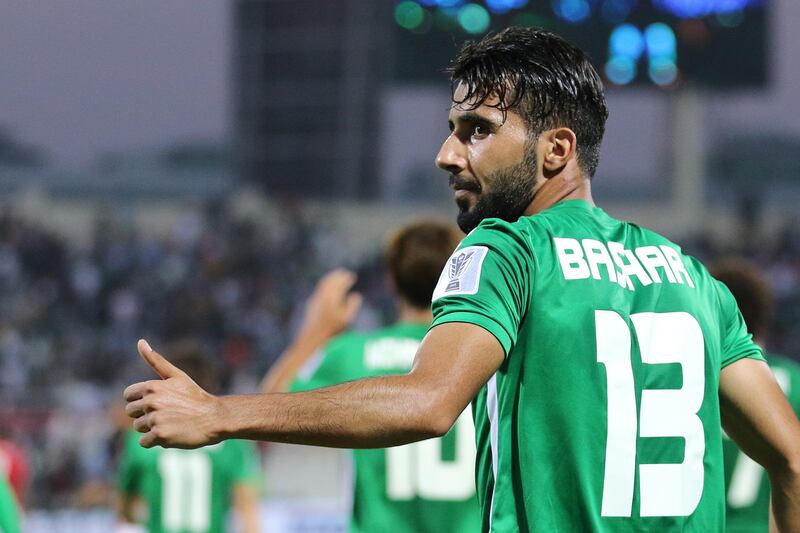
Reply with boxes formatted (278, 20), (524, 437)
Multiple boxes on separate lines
(472, 125), (488, 137)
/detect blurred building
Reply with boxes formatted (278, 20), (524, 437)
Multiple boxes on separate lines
(234, 0), (392, 199)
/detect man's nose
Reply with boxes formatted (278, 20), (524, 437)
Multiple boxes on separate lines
(435, 134), (466, 174)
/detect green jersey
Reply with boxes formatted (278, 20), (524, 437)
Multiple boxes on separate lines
(290, 322), (481, 533)
(0, 475), (20, 533)
(723, 354), (800, 532)
(117, 430), (259, 533)
(431, 200), (764, 532)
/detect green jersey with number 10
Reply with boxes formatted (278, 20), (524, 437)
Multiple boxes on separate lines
(290, 322), (481, 533)
(431, 199), (764, 532)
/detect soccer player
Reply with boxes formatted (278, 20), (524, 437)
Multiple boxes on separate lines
(261, 220), (480, 532)
(711, 260), (800, 532)
(0, 475), (20, 533)
(124, 27), (800, 531)
(117, 340), (261, 533)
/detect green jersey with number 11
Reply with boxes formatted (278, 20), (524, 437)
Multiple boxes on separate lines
(431, 199), (764, 532)
(290, 322), (481, 533)
(117, 430), (259, 533)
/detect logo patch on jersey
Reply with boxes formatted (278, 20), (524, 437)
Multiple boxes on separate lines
(432, 246), (488, 301)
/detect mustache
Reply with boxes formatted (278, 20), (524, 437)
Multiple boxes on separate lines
(448, 175), (481, 193)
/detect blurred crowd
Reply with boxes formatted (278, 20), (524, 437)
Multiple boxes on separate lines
(686, 225), (800, 355)
(1, 202), (800, 510)
(0, 203), (391, 509)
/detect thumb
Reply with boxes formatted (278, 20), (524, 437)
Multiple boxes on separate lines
(138, 339), (183, 380)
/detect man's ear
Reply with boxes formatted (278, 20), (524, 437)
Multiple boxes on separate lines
(541, 128), (577, 174)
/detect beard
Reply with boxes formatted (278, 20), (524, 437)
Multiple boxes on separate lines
(454, 147), (537, 234)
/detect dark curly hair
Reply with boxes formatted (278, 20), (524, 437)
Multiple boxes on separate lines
(448, 26), (609, 177)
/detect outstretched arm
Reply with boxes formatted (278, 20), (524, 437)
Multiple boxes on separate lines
(124, 322), (503, 449)
(261, 269), (362, 394)
(720, 358), (800, 533)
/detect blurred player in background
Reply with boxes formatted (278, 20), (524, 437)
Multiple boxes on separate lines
(0, 474), (20, 533)
(711, 260), (800, 533)
(124, 27), (800, 531)
(117, 340), (260, 533)
(261, 219), (480, 532)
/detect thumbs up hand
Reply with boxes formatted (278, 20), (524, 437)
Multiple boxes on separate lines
(123, 340), (226, 449)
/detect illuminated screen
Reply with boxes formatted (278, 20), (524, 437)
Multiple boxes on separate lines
(392, 0), (769, 88)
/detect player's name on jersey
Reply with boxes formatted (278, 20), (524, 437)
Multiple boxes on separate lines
(554, 237), (695, 291)
(364, 338), (420, 370)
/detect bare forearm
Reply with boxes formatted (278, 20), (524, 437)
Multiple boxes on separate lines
(221, 374), (452, 448)
(770, 470), (800, 533)
(125, 323), (500, 450)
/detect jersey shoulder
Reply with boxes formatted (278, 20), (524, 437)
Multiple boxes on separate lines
(622, 220), (726, 296)
(462, 216), (535, 250)
(352, 324), (426, 374)
(297, 325), (427, 387)
(291, 331), (366, 387)
(322, 325), (423, 359)
(460, 201), (616, 255)
(323, 330), (368, 357)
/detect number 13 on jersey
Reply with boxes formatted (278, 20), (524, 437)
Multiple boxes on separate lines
(596, 311), (706, 518)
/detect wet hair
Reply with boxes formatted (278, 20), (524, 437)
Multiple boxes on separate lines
(710, 260), (774, 339)
(385, 219), (462, 309)
(163, 339), (220, 394)
(448, 26), (609, 177)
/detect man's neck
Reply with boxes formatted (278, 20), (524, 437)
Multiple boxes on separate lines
(525, 169), (594, 216)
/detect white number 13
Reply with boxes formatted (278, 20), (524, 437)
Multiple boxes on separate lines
(596, 311), (706, 517)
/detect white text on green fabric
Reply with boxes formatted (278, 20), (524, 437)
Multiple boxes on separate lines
(553, 237), (695, 291)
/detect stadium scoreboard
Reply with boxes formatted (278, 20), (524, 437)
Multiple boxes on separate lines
(392, 0), (769, 89)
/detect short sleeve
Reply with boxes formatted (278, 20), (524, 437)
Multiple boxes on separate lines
(116, 431), (143, 495)
(715, 280), (766, 369)
(289, 335), (358, 392)
(430, 218), (532, 357)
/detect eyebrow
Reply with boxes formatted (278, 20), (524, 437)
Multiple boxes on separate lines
(448, 112), (502, 131)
